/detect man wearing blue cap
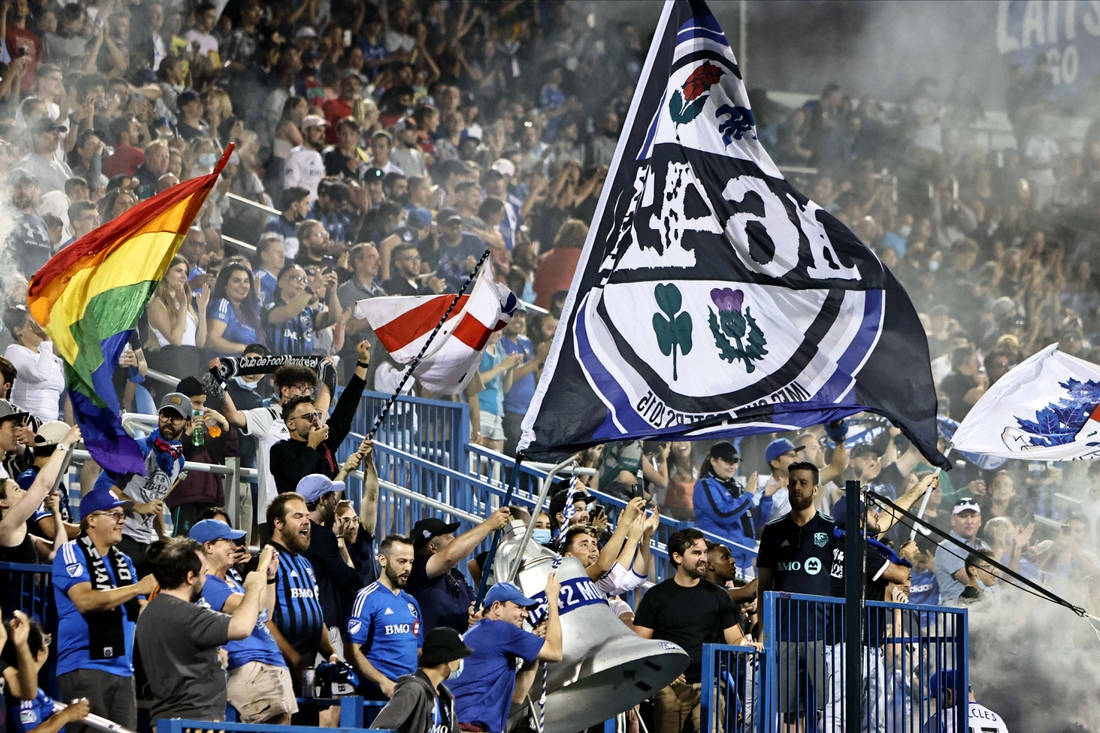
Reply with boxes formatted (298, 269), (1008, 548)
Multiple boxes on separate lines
(195, 519), (297, 725)
(445, 577), (563, 733)
(923, 669), (1006, 733)
(756, 438), (804, 522)
(52, 488), (158, 732)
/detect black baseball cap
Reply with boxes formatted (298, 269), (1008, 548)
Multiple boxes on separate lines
(549, 489), (590, 518)
(411, 517), (461, 550)
(419, 627), (474, 667)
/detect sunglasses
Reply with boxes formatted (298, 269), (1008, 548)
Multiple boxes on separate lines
(293, 411), (323, 423)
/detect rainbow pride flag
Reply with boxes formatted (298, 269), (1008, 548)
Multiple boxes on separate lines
(27, 147), (231, 474)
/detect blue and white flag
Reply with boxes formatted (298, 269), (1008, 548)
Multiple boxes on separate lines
(936, 416), (1006, 471)
(953, 344), (1100, 461)
(519, 0), (947, 469)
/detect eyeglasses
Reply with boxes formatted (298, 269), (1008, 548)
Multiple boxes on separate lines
(293, 411), (323, 423)
(94, 510), (127, 521)
(285, 275), (308, 283)
(159, 411), (188, 422)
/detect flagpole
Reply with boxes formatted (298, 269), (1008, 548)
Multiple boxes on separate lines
(367, 249), (491, 438)
(908, 443), (951, 543)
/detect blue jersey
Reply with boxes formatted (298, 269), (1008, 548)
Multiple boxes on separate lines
(270, 543), (326, 662)
(476, 348), (505, 417)
(22, 467), (72, 524)
(909, 568), (939, 606)
(200, 574), (285, 670)
(445, 619), (544, 733)
(256, 269), (278, 305)
(500, 335), (535, 415)
(8, 690), (57, 733)
(262, 300), (320, 355)
(52, 541), (139, 677)
(346, 582), (424, 682)
(208, 298), (262, 355)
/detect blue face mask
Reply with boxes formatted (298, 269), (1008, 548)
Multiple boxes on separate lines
(198, 152), (217, 168)
(532, 528), (552, 545)
(448, 659), (464, 680)
(928, 260), (940, 273)
(232, 376), (258, 390)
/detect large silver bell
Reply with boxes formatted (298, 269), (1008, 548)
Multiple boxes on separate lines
(513, 554), (689, 733)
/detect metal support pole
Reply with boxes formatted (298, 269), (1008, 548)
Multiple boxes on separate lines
(844, 479), (862, 733)
(504, 455), (579, 582)
(739, 0), (748, 77)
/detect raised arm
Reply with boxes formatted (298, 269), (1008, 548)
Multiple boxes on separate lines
(424, 508), (511, 578)
(0, 426), (81, 542)
(227, 547), (275, 639)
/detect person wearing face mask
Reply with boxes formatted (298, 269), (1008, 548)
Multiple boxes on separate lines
(371, 626), (472, 733)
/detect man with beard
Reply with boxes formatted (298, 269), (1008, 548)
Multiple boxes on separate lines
(755, 461), (836, 730)
(266, 493), (341, 689)
(634, 528), (747, 733)
(269, 340), (370, 495)
(284, 115), (328, 202)
(96, 392), (189, 576)
(346, 534), (423, 700)
(196, 519), (297, 725)
(135, 538), (275, 725)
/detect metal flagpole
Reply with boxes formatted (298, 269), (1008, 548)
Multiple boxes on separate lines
(909, 443), (951, 542)
(844, 478), (862, 733)
(366, 249), (490, 438)
(51, 702), (136, 733)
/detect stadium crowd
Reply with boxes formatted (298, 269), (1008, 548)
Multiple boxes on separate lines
(0, 0), (1095, 732)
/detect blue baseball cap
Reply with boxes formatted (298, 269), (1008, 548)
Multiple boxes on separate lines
(296, 474), (345, 505)
(189, 519), (246, 544)
(926, 669), (957, 701)
(79, 488), (132, 519)
(484, 582), (539, 610)
(766, 438), (803, 465)
(831, 495), (868, 529)
(406, 207), (432, 229)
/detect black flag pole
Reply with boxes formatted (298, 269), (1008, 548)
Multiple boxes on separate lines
(844, 479), (862, 732)
(366, 249), (491, 439)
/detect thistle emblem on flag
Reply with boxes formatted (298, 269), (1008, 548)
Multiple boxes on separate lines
(669, 62), (723, 126)
(708, 288), (767, 373)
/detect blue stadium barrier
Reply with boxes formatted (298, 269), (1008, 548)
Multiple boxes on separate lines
(747, 591), (968, 733)
(351, 390), (469, 472)
(0, 561), (59, 697)
(700, 643), (764, 733)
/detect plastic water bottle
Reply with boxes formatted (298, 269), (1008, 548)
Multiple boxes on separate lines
(192, 409), (205, 446)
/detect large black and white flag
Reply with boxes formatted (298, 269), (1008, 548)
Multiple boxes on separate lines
(519, 0), (948, 469)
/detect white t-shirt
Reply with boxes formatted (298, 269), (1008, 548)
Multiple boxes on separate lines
(5, 342), (64, 422)
(1023, 135), (1059, 185)
(968, 702), (1009, 733)
(185, 29), (220, 59)
(242, 405), (289, 523)
(594, 562), (647, 597)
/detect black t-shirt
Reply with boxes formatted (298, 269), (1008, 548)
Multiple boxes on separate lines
(633, 578), (742, 683)
(756, 511), (836, 641)
(939, 371), (978, 421)
(828, 536), (891, 645)
(406, 554), (475, 634)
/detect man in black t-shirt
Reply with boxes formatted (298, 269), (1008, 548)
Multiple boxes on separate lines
(634, 528), (747, 733)
(756, 461), (835, 725)
(823, 495), (912, 733)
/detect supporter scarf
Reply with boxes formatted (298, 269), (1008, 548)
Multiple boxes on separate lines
(152, 435), (183, 459)
(832, 527), (913, 569)
(210, 354), (337, 396)
(75, 532), (141, 660)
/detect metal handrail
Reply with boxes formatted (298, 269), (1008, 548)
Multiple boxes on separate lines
(373, 476), (484, 524)
(223, 235), (257, 252)
(145, 368), (181, 386)
(227, 192), (281, 216)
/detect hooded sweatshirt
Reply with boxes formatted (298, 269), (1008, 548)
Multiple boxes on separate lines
(371, 670), (457, 733)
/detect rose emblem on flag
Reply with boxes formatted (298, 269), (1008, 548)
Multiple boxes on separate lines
(669, 62), (723, 126)
(708, 287), (767, 373)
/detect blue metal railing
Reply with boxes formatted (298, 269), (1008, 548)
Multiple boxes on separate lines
(351, 390), (469, 472)
(700, 644), (763, 733)
(750, 591), (968, 733)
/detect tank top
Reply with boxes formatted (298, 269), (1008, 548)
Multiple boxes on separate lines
(0, 531), (36, 563)
(151, 308), (198, 348)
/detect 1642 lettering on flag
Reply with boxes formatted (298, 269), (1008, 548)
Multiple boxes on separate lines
(519, 0), (947, 469)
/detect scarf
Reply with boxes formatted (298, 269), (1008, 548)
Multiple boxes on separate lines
(74, 533), (141, 660)
(832, 527), (913, 569)
(210, 354), (336, 396)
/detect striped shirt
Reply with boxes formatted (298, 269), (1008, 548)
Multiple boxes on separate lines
(262, 299), (321, 356)
(270, 541), (326, 663)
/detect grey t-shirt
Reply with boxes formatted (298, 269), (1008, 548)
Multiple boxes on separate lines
(135, 593), (232, 722)
(934, 530), (990, 605)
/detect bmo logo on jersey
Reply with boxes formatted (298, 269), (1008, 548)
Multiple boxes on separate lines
(385, 624), (412, 635)
(291, 588), (315, 599)
(776, 558), (823, 576)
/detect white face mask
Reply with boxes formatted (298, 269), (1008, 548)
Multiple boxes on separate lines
(448, 659), (464, 680)
(232, 376), (258, 390)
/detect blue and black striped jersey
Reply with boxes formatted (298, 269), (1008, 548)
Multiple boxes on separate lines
(270, 542), (326, 662)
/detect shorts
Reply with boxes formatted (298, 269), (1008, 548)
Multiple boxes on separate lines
(775, 639), (827, 714)
(315, 625), (345, 666)
(226, 662), (298, 723)
(479, 412), (504, 441)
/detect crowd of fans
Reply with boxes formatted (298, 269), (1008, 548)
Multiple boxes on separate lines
(0, 0), (1094, 731)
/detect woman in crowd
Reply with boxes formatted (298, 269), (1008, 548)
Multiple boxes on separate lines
(261, 263), (342, 355)
(692, 441), (761, 575)
(146, 255), (210, 381)
(472, 331), (521, 452)
(3, 306), (64, 422)
(663, 441), (698, 522)
(207, 262), (264, 355)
